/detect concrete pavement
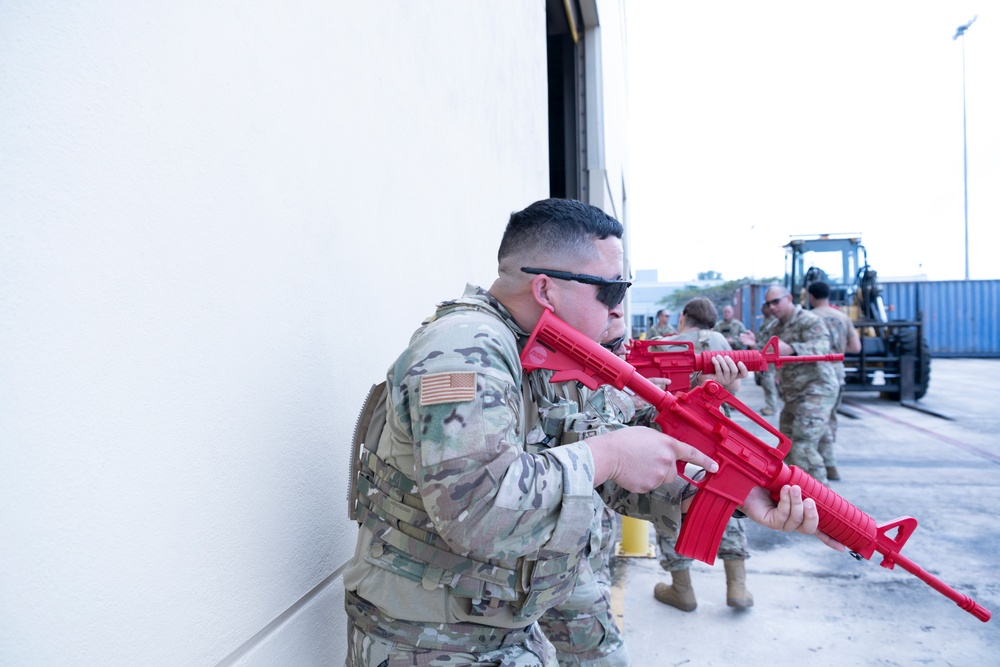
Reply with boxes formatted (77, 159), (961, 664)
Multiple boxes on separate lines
(611, 358), (1000, 666)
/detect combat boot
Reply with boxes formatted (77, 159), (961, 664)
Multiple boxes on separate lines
(724, 560), (754, 608)
(826, 466), (841, 481)
(653, 570), (697, 611)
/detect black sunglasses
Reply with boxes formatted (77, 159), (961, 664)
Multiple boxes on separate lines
(764, 296), (788, 308)
(521, 267), (632, 308)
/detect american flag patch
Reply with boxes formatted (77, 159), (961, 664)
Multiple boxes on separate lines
(420, 372), (477, 405)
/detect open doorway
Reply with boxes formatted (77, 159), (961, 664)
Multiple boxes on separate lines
(546, 0), (586, 201)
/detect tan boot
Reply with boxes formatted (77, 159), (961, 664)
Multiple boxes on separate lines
(653, 569), (697, 611)
(826, 466), (841, 481)
(724, 560), (754, 608)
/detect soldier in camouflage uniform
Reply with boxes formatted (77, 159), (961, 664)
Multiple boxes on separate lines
(740, 285), (840, 483)
(344, 199), (829, 666)
(645, 309), (675, 339)
(756, 304), (780, 415)
(807, 281), (862, 481)
(713, 305), (748, 350)
(531, 320), (740, 663)
(649, 298), (754, 613)
(526, 366), (637, 666)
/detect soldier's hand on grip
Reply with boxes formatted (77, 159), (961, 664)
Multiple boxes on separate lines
(588, 426), (718, 493)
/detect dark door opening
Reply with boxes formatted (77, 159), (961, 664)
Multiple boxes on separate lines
(546, 0), (584, 200)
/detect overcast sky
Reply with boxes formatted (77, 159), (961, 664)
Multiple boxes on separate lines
(625, 1), (999, 283)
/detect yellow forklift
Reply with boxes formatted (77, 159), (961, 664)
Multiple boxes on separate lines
(784, 234), (931, 403)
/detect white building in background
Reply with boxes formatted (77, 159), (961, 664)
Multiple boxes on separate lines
(629, 269), (686, 335)
(1, 2), (631, 665)
(629, 269), (728, 337)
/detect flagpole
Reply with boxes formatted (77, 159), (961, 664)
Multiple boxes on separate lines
(953, 16), (977, 280)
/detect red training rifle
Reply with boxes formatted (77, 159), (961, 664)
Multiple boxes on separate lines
(626, 336), (843, 392)
(520, 309), (991, 622)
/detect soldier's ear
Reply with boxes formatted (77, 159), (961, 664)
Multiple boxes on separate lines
(530, 275), (557, 312)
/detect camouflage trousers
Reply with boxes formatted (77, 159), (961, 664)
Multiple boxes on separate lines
(345, 591), (557, 666)
(537, 510), (629, 667)
(779, 392), (838, 482)
(817, 384), (846, 467)
(657, 516), (749, 571)
(759, 367), (778, 411)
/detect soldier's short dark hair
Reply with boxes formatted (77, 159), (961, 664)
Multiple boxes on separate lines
(498, 198), (623, 264)
(808, 281), (831, 300)
(682, 297), (718, 330)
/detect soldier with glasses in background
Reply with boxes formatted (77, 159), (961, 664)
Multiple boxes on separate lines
(741, 285), (840, 482)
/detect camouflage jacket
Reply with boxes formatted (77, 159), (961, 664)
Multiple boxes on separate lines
(344, 285), (687, 630)
(714, 318), (748, 350)
(646, 322), (676, 339)
(768, 305), (840, 397)
(809, 305), (853, 383)
(659, 328), (731, 389)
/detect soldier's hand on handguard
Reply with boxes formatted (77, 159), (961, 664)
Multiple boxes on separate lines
(588, 427), (718, 494)
(740, 485), (846, 552)
(704, 356), (748, 390)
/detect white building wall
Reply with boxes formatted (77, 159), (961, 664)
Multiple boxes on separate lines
(0, 1), (629, 665)
(587, 1), (629, 219)
(584, 0), (632, 321)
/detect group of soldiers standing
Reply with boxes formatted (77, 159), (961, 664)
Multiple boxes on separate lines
(648, 291), (849, 480)
(644, 285), (859, 616)
(650, 284), (859, 484)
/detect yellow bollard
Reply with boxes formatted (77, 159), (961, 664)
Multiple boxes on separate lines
(614, 516), (656, 558)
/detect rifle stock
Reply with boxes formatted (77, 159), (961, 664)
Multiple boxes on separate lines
(521, 309), (991, 623)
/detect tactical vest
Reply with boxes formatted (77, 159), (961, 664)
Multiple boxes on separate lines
(521, 369), (633, 453)
(347, 302), (623, 621)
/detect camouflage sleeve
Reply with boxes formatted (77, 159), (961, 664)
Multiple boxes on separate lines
(406, 333), (596, 561)
(789, 319), (833, 357)
(597, 477), (692, 539)
(730, 324), (747, 349)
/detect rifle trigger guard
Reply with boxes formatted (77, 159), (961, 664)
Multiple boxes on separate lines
(676, 462), (710, 489)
